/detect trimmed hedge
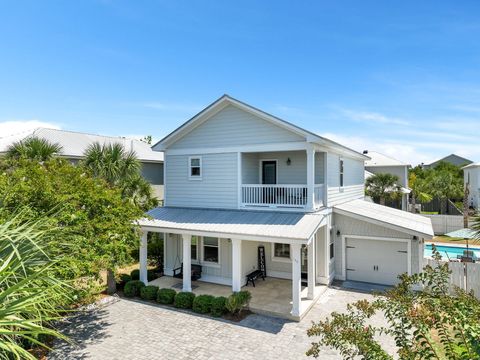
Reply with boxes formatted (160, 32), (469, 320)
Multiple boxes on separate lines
(192, 295), (214, 314)
(140, 285), (159, 301)
(225, 290), (251, 315)
(157, 288), (176, 304)
(124, 280), (145, 298)
(174, 292), (196, 309)
(130, 269), (140, 280)
(210, 296), (227, 317)
(130, 269), (156, 281)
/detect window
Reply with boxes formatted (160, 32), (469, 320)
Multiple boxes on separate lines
(274, 243), (290, 259)
(189, 156), (202, 180)
(339, 159), (344, 187)
(191, 235), (199, 261)
(329, 242), (334, 260)
(203, 237), (219, 263)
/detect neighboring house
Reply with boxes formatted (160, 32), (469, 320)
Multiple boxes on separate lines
(424, 153), (473, 169)
(463, 162), (480, 210)
(364, 150), (411, 211)
(137, 95), (433, 320)
(0, 128), (164, 200)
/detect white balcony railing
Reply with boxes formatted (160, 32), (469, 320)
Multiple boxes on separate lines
(241, 184), (324, 209)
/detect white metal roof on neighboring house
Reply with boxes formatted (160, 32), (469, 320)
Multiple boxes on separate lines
(138, 207), (327, 243)
(333, 199), (433, 238)
(463, 162), (480, 169)
(364, 150), (409, 167)
(0, 128), (163, 162)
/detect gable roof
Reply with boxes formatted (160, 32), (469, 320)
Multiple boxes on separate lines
(153, 94), (368, 160)
(334, 199), (433, 238)
(364, 150), (409, 167)
(426, 154), (473, 168)
(0, 128), (163, 163)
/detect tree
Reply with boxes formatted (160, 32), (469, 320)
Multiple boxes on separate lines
(0, 212), (71, 359)
(140, 135), (153, 144)
(473, 213), (480, 241)
(408, 171), (432, 213)
(6, 136), (62, 161)
(427, 169), (463, 214)
(0, 157), (144, 297)
(306, 247), (480, 359)
(365, 173), (402, 206)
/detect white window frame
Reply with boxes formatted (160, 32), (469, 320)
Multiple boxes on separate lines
(188, 156), (202, 180)
(201, 236), (221, 268)
(339, 158), (344, 188)
(258, 159), (278, 184)
(191, 235), (200, 263)
(271, 242), (291, 263)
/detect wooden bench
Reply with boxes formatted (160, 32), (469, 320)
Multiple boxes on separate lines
(173, 263), (202, 281)
(245, 270), (265, 287)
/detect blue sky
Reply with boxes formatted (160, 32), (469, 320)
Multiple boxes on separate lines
(1, 1), (479, 165)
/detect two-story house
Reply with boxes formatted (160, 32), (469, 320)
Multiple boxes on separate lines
(138, 95), (433, 320)
(463, 162), (480, 210)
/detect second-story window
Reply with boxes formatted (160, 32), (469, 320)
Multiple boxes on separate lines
(189, 156), (202, 180)
(339, 158), (344, 187)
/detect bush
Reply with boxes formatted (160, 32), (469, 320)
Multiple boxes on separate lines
(130, 269), (156, 281)
(117, 273), (132, 288)
(157, 288), (176, 304)
(140, 285), (158, 301)
(225, 290), (252, 316)
(192, 294), (214, 314)
(210, 296), (227, 317)
(174, 292), (196, 309)
(123, 280), (145, 298)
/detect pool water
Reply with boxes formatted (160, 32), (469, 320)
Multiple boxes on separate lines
(425, 244), (480, 260)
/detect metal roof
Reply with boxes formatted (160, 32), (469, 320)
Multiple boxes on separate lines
(364, 150), (409, 167)
(334, 199), (434, 238)
(0, 128), (163, 162)
(138, 207), (327, 243)
(463, 162), (480, 169)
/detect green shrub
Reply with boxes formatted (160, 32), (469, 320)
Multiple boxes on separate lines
(147, 269), (156, 281)
(140, 285), (158, 301)
(225, 290), (252, 316)
(123, 280), (145, 297)
(130, 269), (140, 280)
(174, 292), (196, 309)
(117, 273), (132, 288)
(211, 296), (227, 317)
(192, 294), (214, 314)
(157, 288), (176, 304)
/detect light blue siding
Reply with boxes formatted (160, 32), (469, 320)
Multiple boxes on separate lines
(170, 105), (304, 149)
(165, 153), (238, 209)
(327, 153), (365, 205)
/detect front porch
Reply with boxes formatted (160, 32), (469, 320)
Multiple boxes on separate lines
(149, 275), (327, 320)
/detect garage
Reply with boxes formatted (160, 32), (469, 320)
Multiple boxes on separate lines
(345, 237), (409, 286)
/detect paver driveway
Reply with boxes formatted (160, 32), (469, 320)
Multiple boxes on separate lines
(50, 287), (394, 359)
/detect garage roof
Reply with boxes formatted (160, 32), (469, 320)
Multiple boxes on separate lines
(333, 199), (434, 238)
(138, 207), (327, 243)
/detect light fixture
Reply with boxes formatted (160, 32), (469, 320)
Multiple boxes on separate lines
(336, 230), (341, 237)
(413, 236), (418, 241)
(286, 157), (291, 166)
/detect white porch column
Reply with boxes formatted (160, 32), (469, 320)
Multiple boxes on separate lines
(291, 243), (302, 317)
(306, 144), (316, 211)
(232, 239), (242, 292)
(182, 234), (192, 292)
(139, 231), (148, 285)
(307, 236), (316, 299)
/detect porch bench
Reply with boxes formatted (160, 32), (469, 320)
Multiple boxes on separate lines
(245, 270), (265, 287)
(173, 263), (202, 281)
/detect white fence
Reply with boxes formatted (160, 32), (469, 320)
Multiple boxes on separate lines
(422, 215), (464, 235)
(424, 258), (480, 299)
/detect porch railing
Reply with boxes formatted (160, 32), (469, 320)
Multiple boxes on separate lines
(241, 184), (324, 209)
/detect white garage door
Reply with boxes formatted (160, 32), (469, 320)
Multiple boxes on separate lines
(346, 238), (408, 286)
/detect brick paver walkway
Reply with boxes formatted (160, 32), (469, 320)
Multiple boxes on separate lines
(50, 288), (394, 359)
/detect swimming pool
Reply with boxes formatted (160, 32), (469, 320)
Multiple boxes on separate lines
(425, 244), (480, 260)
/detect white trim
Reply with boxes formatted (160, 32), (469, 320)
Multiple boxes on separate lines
(237, 152), (242, 208)
(201, 236), (221, 267)
(259, 159), (278, 184)
(271, 242), (292, 263)
(188, 156), (202, 180)
(341, 235), (412, 282)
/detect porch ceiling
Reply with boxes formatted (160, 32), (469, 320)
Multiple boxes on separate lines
(138, 207), (327, 243)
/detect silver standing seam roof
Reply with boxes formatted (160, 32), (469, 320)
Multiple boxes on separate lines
(334, 199), (434, 238)
(138, 207), (327, 243)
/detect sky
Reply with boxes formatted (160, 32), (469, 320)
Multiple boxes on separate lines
(1, 1), (479, 165)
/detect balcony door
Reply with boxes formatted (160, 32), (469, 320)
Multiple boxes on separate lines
(261, 160), (277, 184)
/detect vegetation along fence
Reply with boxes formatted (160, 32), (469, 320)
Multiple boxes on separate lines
(424, 258), (480, 299)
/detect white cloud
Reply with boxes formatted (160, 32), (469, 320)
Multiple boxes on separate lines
(339, 109), (410, 126)
(0, 120), (60, 138)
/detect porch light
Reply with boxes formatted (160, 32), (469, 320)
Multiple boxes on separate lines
(336, 230), (341, 237)
(286, 157), (291, 166)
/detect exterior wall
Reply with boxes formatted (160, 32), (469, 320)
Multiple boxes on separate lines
(332, 214), (421, 279)
(141, 162), (164, 185)
(170, 105), (304, 149)
(365, 165), (408, 188)
(465, 168), (480, 209)
(327, 153), (365, 206)
(165, 153), (238, 209)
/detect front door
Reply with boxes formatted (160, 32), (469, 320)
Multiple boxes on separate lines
(262, 161), (277, 184)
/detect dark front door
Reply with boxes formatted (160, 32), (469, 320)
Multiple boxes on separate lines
(262, 161), (277, 184)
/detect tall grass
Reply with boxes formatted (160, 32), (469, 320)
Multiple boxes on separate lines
(0, 213), (71, 359)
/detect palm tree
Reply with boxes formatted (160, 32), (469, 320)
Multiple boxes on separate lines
(408, 172), (432, 213)
(0, 212), (71, 359)
(427, 170), (463, 214)
(6, 137), (62, 161)
(365, 173), (402, 206)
